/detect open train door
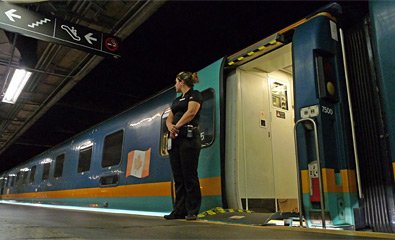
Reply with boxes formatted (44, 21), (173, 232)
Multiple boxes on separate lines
(225, 43), (299, 214)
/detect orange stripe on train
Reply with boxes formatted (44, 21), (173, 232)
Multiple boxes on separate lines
(1, 177), (221, 199)
(301, 169), (357, 193)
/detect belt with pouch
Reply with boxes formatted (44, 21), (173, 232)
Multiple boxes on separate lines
(179, 124), (198, 138)
(168, 125), (198, 150)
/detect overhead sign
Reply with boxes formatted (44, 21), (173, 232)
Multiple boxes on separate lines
(0, 2), (121, 58)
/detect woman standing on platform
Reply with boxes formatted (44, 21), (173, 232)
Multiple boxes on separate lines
(164, 71), (202, 221)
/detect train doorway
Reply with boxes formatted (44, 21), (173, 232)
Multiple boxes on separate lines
(225, 44), (299, 213)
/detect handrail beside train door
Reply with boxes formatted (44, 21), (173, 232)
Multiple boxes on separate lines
(294, 118), (326, 229)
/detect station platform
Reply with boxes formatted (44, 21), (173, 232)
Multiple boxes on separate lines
(0, 201), (394, 239)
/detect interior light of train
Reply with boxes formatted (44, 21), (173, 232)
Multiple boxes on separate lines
(19, 168), (29, 172)
(2, 69), (32, 104)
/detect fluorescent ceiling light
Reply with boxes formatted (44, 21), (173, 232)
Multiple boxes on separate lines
(2, 69), (31, 104)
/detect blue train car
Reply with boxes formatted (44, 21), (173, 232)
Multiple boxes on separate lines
(0, 66), (222, 213)
(1, 1), (394, 233)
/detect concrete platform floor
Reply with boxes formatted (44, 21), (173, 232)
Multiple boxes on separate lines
(0, 202), (394, 240)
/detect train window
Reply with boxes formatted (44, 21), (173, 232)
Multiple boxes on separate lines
(2, 178), (6, 189)
(78, 146), (92, 173)
(159, 109), (171, 156)
(0, 178), (4, 194)
(102, 130), (124, 168)
(16, 171), (22, 185)
(54, 154), (65, 178)
(42, 163), (50, 180)
(22, 171), (29, 184)
(199, 88), (215, 147)
(159, 88), (216, 156)
(29, 166), (36, 183)
(9, 175), (15, 187)
(6, 176), (10, 187)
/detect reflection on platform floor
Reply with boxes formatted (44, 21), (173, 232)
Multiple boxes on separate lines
(0, 201), (394, 239)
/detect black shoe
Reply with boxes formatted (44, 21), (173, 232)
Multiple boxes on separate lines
(185, 214), (197, 220)
(164, 213), (184, 220)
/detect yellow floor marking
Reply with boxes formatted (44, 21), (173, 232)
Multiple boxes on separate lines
(193, 219), (395, 239)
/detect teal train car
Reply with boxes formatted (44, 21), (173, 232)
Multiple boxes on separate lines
(1, 2), (394, 233)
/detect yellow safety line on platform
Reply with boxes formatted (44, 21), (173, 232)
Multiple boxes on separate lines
(261, 226), (395, 239)
(194, 218), (395, 239)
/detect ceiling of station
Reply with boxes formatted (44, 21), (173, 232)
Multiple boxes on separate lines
(0, 0), (164, 172)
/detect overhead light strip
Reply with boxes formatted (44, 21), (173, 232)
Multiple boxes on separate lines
(2, 69), (32, 104)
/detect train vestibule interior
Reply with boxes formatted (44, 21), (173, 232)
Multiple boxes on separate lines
(225, 43), (299, 213)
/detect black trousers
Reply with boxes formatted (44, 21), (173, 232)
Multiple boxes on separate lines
(169, 133), (201, 216)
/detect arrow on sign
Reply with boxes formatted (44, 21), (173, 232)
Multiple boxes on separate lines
(84, 33), (97, 45)
(5, 9), (21, 22)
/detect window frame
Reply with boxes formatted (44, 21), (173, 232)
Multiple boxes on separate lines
(29, 166), (36, 184)
(78, 145), (93, 173)
(199, 88), (216, 148)
(16, 171), (22, 186)
(101, 129), (124, 168)
(22, 170), (29, 184)
(42, 162), (51, 180)
(54, 153), (65, 178)
(8, 175), (15, 187)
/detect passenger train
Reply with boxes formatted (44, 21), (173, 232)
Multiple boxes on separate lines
(1, 1), (394, 233)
